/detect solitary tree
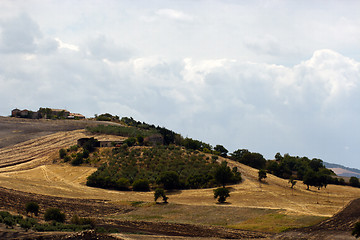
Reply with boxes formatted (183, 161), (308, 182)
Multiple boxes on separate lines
(26, 202), (39, 217)
(289, 177), (297, 189)
(258, 169), (267, 182)
(154, 188), (168, 203)
(214, 187), (230, 203)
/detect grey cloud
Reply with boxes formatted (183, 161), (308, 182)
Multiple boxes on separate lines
(0, 13), (41, 54)
(86, 35), (132, 62)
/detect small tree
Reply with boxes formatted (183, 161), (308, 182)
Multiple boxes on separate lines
(258, 169), (267, 182)
(214, 145), (228, 157)
(289, 177), (297, 189)
(154, 188), (168, 203)
(214, 187), (230, 203)
(353, 221), (360, 238)
(44, 208), (65, 223)
(25, 202), (39, 217)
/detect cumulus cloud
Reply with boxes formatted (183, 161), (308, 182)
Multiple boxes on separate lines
(1, 1), (360, 169)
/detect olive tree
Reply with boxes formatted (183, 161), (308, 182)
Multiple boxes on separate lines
(213, 187), (230, 203)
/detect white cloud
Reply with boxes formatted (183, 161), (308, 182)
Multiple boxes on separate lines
(1, 1), (360, 169)
(55, 38), (79, 51)
(156, 8), (193, 21)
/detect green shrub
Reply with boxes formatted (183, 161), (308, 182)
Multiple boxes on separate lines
(124, 137), (137, 147)
(4, 216), (15, 228)
(116, 178), (130, 191)
(132, 179), (150, 191)
(64, 155), (71, 162)
(71, 153), (83, 166)
(69, 145), (79, 152)
(353, 221), (360, 238)
(26, 202), (39, 216)
(59, 149), (67, 159)
(70, 215), (96, 228)
(154, 188), (168, 203)
(213, 187), (230, 203)
(44, 208), (65, 223)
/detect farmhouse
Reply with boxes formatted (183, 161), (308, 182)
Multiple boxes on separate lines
(68, 113), (85, 119)
(10, 108), (85, 120)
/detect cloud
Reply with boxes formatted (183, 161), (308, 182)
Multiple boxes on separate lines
(0, 13), (41, 53)
(55, 38), (79, 52)
(156, 9), (193, 21)
(86, 35), (131, 61)
(0, 13), (58, 55)
(1, 1), (360, 169)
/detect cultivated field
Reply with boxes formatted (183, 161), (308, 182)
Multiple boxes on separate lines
(0, 117), (359, 239)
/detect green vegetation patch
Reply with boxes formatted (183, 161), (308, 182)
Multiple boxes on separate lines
(86, 145), (240, 190)
(86, 124), (158, 138)
(229, 213), (328, 233)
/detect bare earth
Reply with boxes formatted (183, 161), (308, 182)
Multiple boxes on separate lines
(0, 117), (359, 239)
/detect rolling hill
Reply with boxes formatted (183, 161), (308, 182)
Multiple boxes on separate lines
(324, 161), (360, 178)
(0, 116), (359, 239)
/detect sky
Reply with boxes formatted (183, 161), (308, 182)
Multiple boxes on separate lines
(1, 0), (360, 169)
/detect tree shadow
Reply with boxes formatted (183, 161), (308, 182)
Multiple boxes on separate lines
(215, 202), (232, 205)
(165, 189), (183, 195)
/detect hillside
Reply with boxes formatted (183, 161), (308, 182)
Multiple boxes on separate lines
(324, 161), (360, 178)
(0, 117), (360, 239)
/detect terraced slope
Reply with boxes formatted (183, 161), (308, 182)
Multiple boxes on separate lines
(0, 130), (88, 170)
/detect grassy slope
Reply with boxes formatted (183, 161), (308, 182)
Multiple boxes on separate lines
(1, 119), (360, 232)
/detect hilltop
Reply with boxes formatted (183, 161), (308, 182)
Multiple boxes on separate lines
(0, 116), (359, 239)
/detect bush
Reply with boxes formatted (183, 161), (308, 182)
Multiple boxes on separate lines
(4, 216), (15, 228)
(116, 178), (130, 191)
(132, 179), (150, 191)
(124, 137), (137, 147)
(71, 153), (84, 166)
(353, 221), (360, 238)
(44, 208), (65, 223)
(154, 188), (168, 203)
(59, 149), (67, 159)
(26, 202), (39, 216)
(70, 215), (96, 228)
(213, 187), (230, 203)
(64, 155), (71, 162)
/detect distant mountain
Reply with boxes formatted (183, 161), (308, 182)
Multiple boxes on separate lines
(324, 162), (360, 178)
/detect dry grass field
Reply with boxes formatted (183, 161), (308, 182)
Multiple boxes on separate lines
(0, 117), (359, 239)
